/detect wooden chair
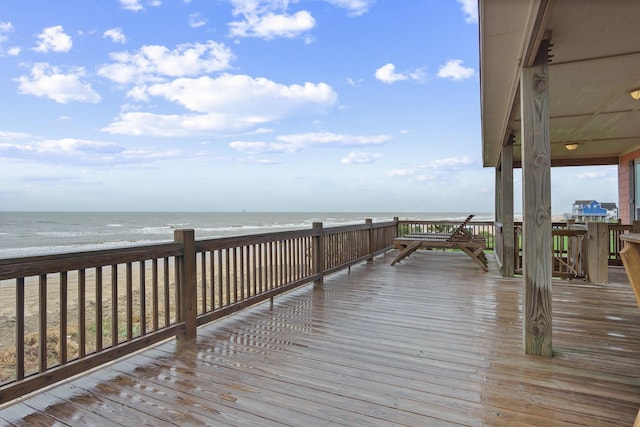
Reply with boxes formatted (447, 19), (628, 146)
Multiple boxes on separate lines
(391, 215), (487, 271)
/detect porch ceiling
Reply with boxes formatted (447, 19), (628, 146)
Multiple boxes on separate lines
(480, 0), (640, 168)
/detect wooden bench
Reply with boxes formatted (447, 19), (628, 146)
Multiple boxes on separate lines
(391, 215), (488, 271)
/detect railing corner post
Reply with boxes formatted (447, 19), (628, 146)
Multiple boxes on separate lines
(313, 222), (324, 288)
(174, 229), (198, 341)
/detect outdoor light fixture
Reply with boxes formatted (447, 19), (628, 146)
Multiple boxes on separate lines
(565, 143), (579, 151)
(631, 88), (640, 100)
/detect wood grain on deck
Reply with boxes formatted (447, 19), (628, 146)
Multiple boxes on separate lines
(2, 251), (640, 426)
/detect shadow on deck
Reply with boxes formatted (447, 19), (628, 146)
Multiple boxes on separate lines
(2, 251), (640, 426)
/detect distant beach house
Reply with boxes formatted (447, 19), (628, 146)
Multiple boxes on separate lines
(571, 200), (618, 222)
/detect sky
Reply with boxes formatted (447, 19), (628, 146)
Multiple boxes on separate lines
(0, 0), (618, 214)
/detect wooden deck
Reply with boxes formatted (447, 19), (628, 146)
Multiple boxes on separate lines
(2, 250), (640, 426)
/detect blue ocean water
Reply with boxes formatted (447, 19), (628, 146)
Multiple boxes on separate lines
(0, 212), (493, 259)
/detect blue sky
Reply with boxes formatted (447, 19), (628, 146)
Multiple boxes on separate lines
(0, 0), (617, 214)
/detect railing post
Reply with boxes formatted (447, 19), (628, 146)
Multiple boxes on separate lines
(313, 222), (324, 288)
(366, 218), (374, 261)
(394, 217), (399, 238)
(174, 229), (197, 341)
(585, 222), (609, 284)
(632, 221), (640, 233)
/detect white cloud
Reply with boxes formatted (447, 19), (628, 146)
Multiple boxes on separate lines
(429, 156), (474, 169)
(323, 0), (373, 16)
(189, 13), (207, 28)
(437, 59), (475, 80)
(103, 28), (127, 44)
(33, 26), (72, 53)
(229, 0), (315, 39)
(457, 0), (478, 23)
(97, 41), (233, 84)
(0, 21), (20, 56)
(387, 169), (410, 177)
(15, 63), (101, 104)
(119, 0), (160, 11)
(374, 63), (425, 84)
(0, 137), (178, 166)
(0, 21), (13, 43)
(102, 112), (271, 136)
(120, 0), (143, 10)
(374, 63), (407, 84)
(387, 156), (477, 182)
(341, 151), (382, 164)
(230, 132), (390, 154)
(0, 130), (34, 141)
(134, 74), (337, 117)
(230, 10), (315, 39)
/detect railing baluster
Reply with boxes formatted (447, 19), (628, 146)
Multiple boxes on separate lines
(152, 259), (158, 331)
(140, 261), (146, 336)
(126, 262), (133, 341)
(217, 250), (223, 309)
(200, 252), (207, 313)
(96, 267), (103, 351)
(232, 247), (238, 303)
(16, 277), (25, 380)
(240, 246), (245, 301)
(60, 272), (68, 364)
(39, 274), (47, 373)
(111, 264), (118, 346)
(174, 256), (181, 322)
(78, 268), (86, 358)
(163, 257), (170, 326)
(209, 251), (215, 310)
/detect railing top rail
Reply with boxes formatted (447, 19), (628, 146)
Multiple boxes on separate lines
(397, 220), (494, 225)
(552, 229), (588, 236)
(196, 228), (319, 251)
(0, 242), (183, 280)
(323, 222), (392, 234)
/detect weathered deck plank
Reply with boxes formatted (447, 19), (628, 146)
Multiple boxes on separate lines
(2, 251), (640, 426)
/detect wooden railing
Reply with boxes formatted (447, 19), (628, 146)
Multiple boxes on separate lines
(507, 221), (637, 278)
(513, 224), (588, 278)
(0, 220), (396, 404)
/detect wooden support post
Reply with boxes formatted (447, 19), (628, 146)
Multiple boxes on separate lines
(521, 39), (552, 357)
(501, 143), (515, 277)
(174, 229), (197, 341)
(585, 222), (609, 284)
(632, 221), (640, 233)
(312, 222), (324, 288)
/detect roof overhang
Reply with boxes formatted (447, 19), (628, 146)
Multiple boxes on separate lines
(480, 0), (640, 168)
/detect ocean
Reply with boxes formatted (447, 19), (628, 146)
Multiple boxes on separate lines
(0, 212), (494, 259)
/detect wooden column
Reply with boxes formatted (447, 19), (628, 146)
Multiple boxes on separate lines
(520, 40), (552, 357)
(501, 143), (515, 277)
